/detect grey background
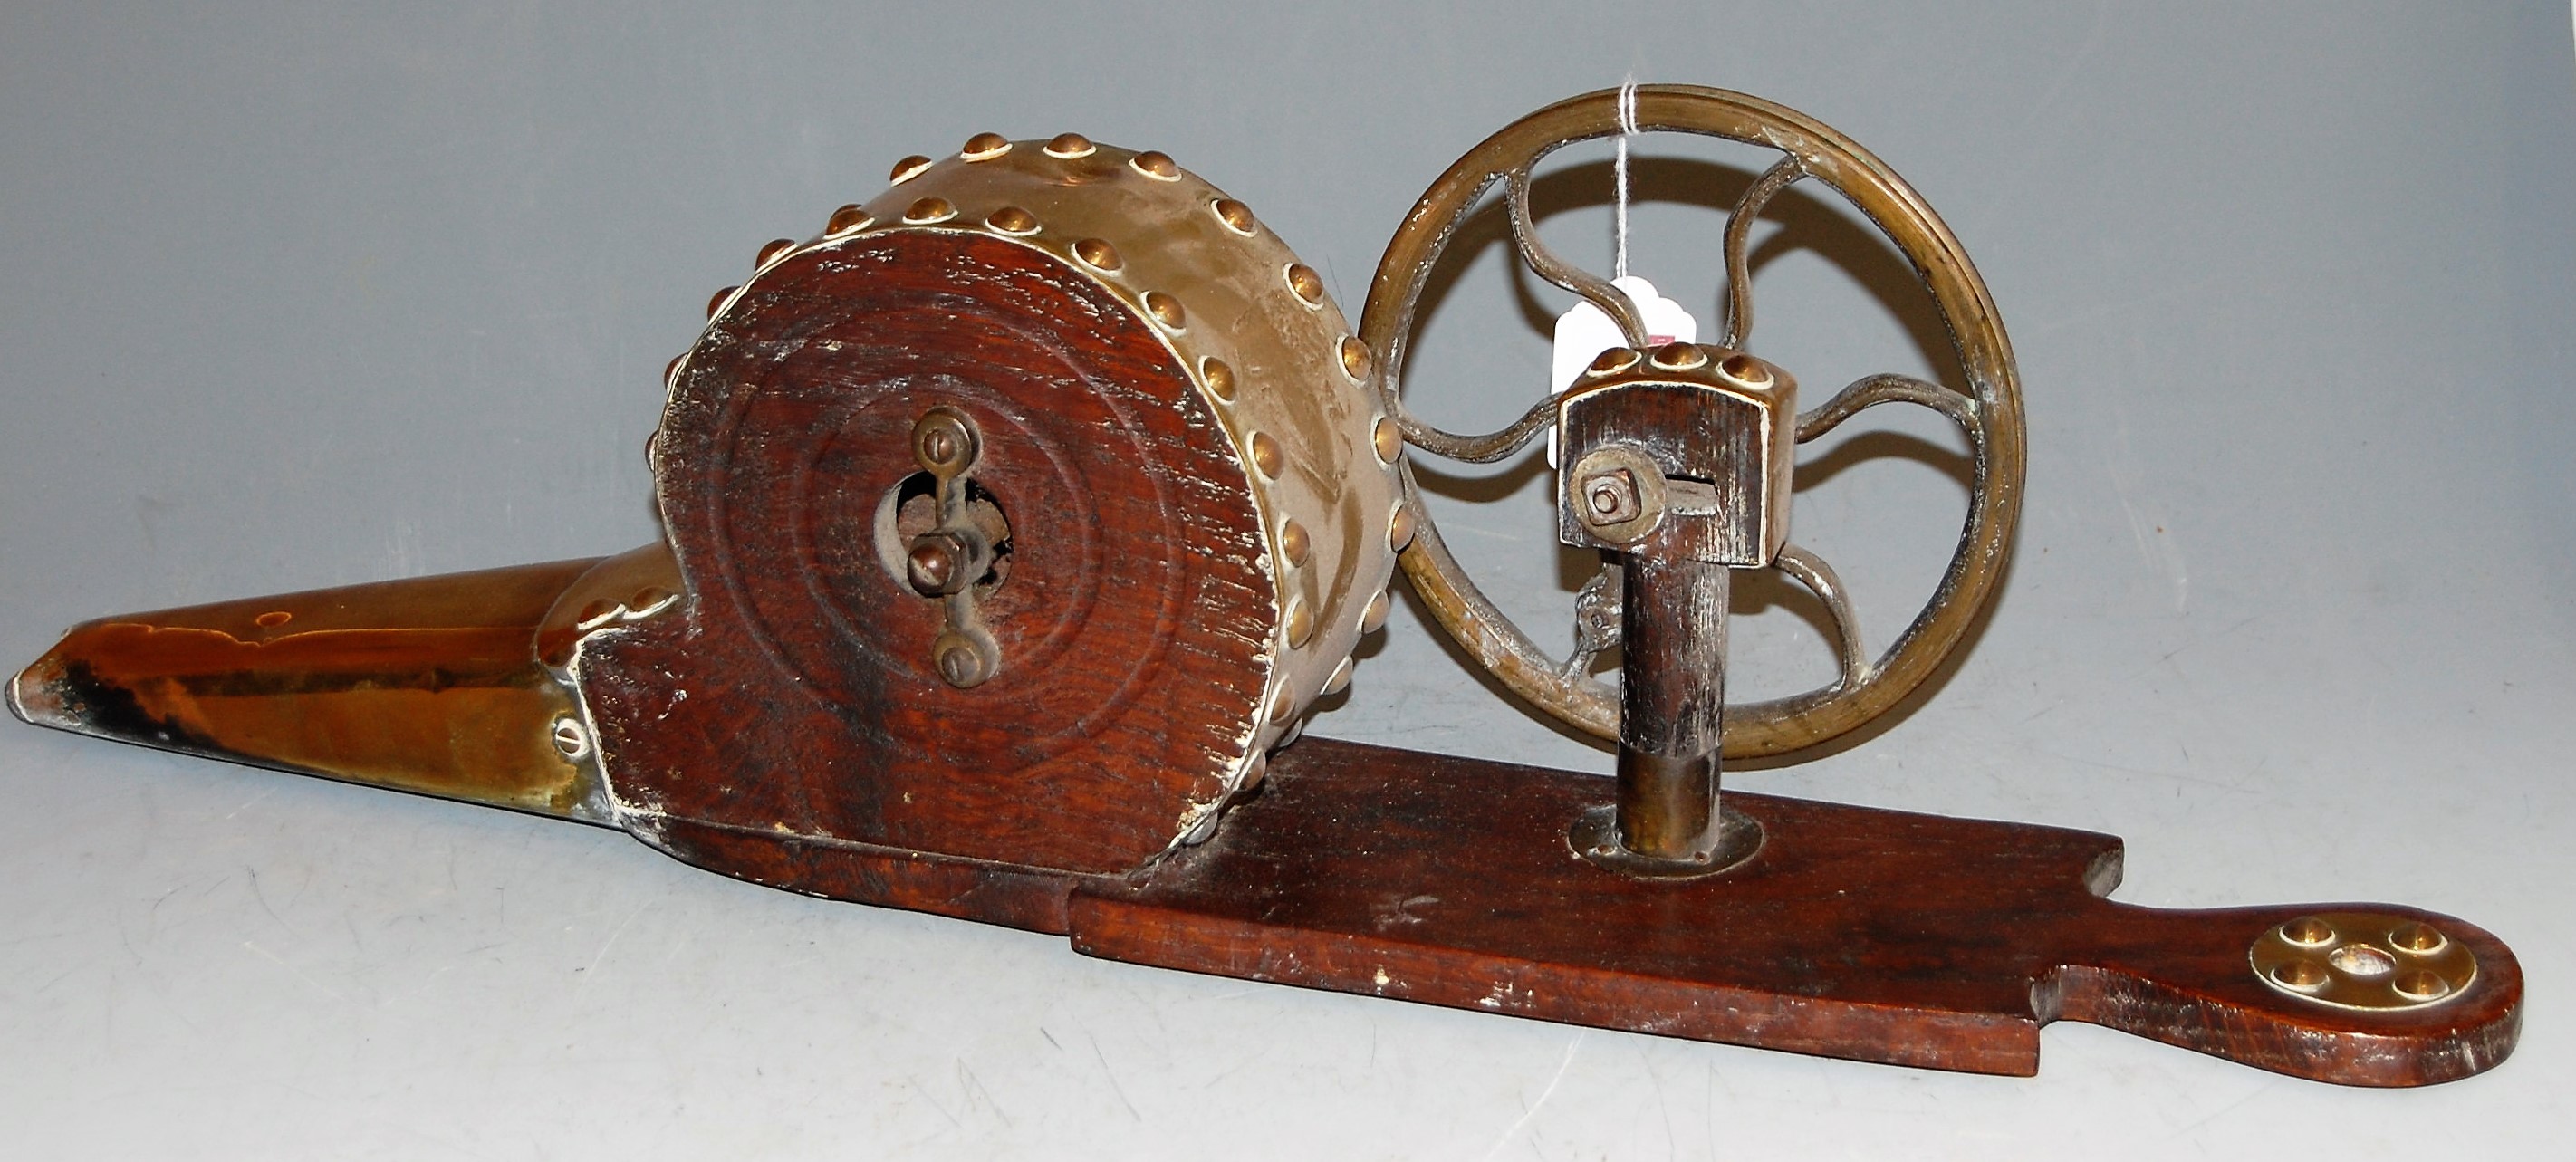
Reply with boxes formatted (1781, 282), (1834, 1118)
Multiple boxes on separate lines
(4, 3), (2571, 1157)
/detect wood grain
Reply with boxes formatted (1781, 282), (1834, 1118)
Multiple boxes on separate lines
(583, 229), (1273, 879)
(1070, 736), (2521, 1084)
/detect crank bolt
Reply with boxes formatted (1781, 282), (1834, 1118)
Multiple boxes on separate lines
(1580, 469), (1642, 526)
(906, 533), (975, 597)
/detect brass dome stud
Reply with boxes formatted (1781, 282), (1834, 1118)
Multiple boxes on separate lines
(756, 238), (794, 267)
(1212, 198), (1257, 235)
(903, 197), (956, 224)
(1322, 655), (1354, 697)
(960, 132), (1011, 160)
(1072, 237), (1122, 272)
(706, 286), (737, 319)
(1339, 337), (1372, 382)
(2394, 970), (2453, 1002)
(889, 155), (934, 184)
(1371, 416), (1402, 463)
(1360, 590), (1390, 634)
(1389, 503), (1417, 552)
(1247, 432), (1283, 479)
(1200, 357), (1237, 402)
(2280, 917), (2335, 947)
(2390, 922), (2447, 954)
(1131, 150), (1180, 180)
(1649, 341), (1708, 370)
(2271, 960), (2329, 990)
(1280, 519), (1311, 568)
(826, 204), (870, 234)
(1284, 597), (1315, 648)
(1285, 264), (1325, 307)
(1717, 351), (1773, 389)
(1143, 291), (1186, 331)
(1589, 347), (1639, 376)
(1269, 683), (1296, 724)
(1043, 132), (1095, 158)
(664, 354), (685, 385)
(985, 206), (1039, 235)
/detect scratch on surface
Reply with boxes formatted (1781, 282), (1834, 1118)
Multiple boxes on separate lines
(2105, 405), (2188, 613)
(221, 783), (282, 820)
(241, 940), (352, 1006)
(577, 900), (650, 986)
(1089, 1031), (1140, 1120)
(956, 1060), (1011, 1127)
(1479, 1031), (1585, 1161)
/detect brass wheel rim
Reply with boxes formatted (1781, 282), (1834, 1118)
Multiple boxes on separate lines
(1360, 84), (2024, 757)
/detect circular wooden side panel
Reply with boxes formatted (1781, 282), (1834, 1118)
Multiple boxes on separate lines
(583, 228), (1273, 875)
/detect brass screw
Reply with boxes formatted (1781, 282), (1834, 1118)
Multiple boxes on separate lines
(1590, 348), (1639, 376)
(1280, 519), (1311, 567)
(960, 132), (1011, 160)
(550, 717), (591, 759)
(2280, 917), (2335, 947)
(936, 641), (993, 688)
(1650, 341), (1707, 370)
(985, 206), (1038, 235)
(706, 286), (737, 319)
(1213, 198), (1257, 235)
(1371, 416), (1401, 464)
(1201, 357), (1236, 402)
(1143, 291), (1187, 331)
(1339, 337), (1373, 381)
(1580, 469), (1642, 526)
(827, 204), (870, 234)
(1131, 150), (1179, 179)
(756, 238), (794, 267)
(1072, 237), (1122, 272)
(903, 197), (956, 224)
(2390, 922), (2446, 954)
(889, 155), (934, 184)
(1285, 264), (1325, 305)
(1247, 431), (1283, 478)
(913, 409), (977, 474)
(1043, 132), (1095, 158)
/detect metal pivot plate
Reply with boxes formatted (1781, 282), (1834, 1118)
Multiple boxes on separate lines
(2251, 912), (2478, 1011)
(1360, 84), (2026, 757)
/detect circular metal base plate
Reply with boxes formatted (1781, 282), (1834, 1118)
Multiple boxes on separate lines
(1569, 802), (1764, 880)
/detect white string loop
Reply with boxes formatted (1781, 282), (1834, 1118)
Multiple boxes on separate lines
(1613, 78), (1638, 281)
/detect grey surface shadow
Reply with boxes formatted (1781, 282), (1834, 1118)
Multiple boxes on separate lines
(1391, 154), (2006, 766)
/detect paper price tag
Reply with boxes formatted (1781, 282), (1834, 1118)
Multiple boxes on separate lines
(1547, 275), (1697, 466)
